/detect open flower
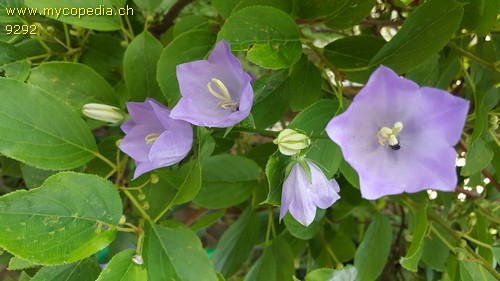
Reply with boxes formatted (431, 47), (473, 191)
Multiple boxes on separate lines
(170, 40), (253, 127)
(326, 66), (469, 200)
(119, 98), (193, 179)
(280, 160), (340, 226)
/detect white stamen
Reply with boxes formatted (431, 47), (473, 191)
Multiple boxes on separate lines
(376, 121), (404, 148)
(145, 133), (160, 144)
(207, 78), (238, 110)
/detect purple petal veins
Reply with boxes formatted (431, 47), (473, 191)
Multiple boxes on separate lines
(170, 40), (254, 128)
(119, 98), (193, 179)
(326, 65), (469, 199)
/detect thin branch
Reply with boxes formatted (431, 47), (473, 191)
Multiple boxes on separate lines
(149, 0), (194, 38)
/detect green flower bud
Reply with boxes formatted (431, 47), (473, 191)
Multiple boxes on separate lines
(273, 129), (310, 156)
(118, 215), (126, 225)
(82, 103), (124, 124)
(150, 173), (160, 184)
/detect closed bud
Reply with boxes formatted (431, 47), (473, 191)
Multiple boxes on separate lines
(82, 103), (124, 124)
(273, 129), (310, 156)
(150, 173), (160, 184)
(118, 215), (126, 225)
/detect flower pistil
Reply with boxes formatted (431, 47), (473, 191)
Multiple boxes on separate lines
(207, 78), (238, 111)
(376, 121), (403, 150)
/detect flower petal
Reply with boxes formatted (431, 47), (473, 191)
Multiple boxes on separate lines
(149, 127), (193, 168)
(119, 124), (164, 162)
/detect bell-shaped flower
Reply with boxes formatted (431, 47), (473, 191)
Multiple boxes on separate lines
(82, 103), (124, 124)
(273, 129), (311, 156)
(170, 40), (254, 127)
(326, 66), (469, 200)
(119, 98), (193, 179)
(280, 160), (340, 227)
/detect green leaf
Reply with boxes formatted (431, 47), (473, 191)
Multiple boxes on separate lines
(462, 137), (493, 176)
(0, 172), (122, 265)
(292, 0), (350, 20)
(194, 154), (259, 208)
(288, 99), (340, 136)
(244, 237), (295, 281)
(307, 140), (342, 178)
(24, 0), (124, 31)
(459, 258), (497, 281)
(173, 15), (214, 38)
(81, 34), (125, 75)
(197, 127), (216, 163)
(324, 35), (386, 83)
(283, 209), (325, 240)
(124, 31), (164, 102)
(27, 62), (119, 110)
(190, 209), (226, 232)
(212, 0), (241, 18)
(31, 257), (101, 281)
(232, 0), (292, 14)
(400, 201), (428, 272)
(288, 56), (323, 111)
(170, 161), (202, 206)
(339, 160), (359, 188)
(251, 70), (290, 129)
(354, 213), (392, 281)
(305, 266), (357, 281)
(218, 6), (302, 69)
(0, 79), (98, 170)
(213, 209), (259, 277)
(325, 0), (376, 29)
(421, 227), (450, 271)
(20, 164), (57, 189)
(370, 0), (464, 73)
(133, 0), (163, 13)
(405, 54), (440, 87)
(157, 29), (216, 105)
(96, 249), (147, 281)
(461, 0), (499, 36)
(264, 151), (291, 205)
(143, 221), (218, 281)
(8, 257), (37, 270)
(0, 42), (30, 81)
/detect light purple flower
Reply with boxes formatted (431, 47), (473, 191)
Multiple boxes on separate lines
(326, 66), (469, 200)
(280, 160), (340, 227)
(119, 98), (193, 179)
(170, 40), (253, 127)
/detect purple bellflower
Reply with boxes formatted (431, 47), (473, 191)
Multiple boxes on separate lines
(119, 98), (193, 179)
(280, 160), (341, 226)
(170, 40), (253, 127)
(326, 66), (469, 200)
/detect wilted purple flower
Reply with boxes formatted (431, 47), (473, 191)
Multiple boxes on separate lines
(170, 40), (253, 127)
(119, 98), (193, 179)
(280, 160), (340, 226)
(326, 66), (469, 200)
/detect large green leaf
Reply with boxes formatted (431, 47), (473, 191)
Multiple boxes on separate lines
(81, 34), (125, 75)
(124, 31), (164, 102)
(370, 0), (464, 73)
(461, 0), (499, 36)
(288, 55), (323, 111)
(31, 257), (101, 281)
(354, 213), (392, 281)
(143, 221), (218, 281)
(24, 0), (124, 31)
(304, 266), (357, 281)
(324, 36), (386, 83)
(0, 172), (122, 265)
(194, 154), (260, 208)
(218, 6), (302, 69)
(326, 0), (376, 29)
(232, 0), (292, 14)
(157, 29), (216, 105)
(0, 78), (98, 170)
(264, 151), (291, 205)
(96, 249), (147, 281)
(213, 209), (259, 277)
(288, 99), (340, 136)
(27, 62), (119, 110)
(244, 237), (295, 281)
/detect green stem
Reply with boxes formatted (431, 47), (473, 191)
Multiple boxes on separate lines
(122, 189), (151, 221)
(303, 40), (344, 80)
(429, 224), (457, 254)
(449, 41), (498, 72)
(116, 226), (137, 233)
(461, 234), (492, 249)
(94, 152), (117, 169)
